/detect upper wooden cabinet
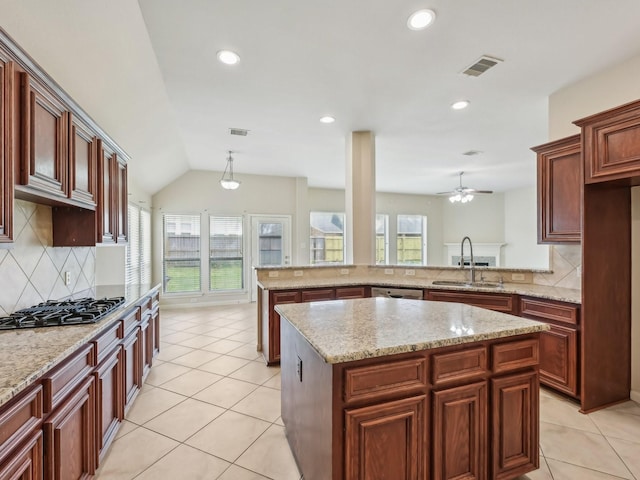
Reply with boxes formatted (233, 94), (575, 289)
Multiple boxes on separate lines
(97, 140), (115, 243)
(575, 98), (640, 183)
(0, 50), (13, 244)
(116, 157), (127, 243)
(69, 113), (97, 207)
(531, 134), (582, 243)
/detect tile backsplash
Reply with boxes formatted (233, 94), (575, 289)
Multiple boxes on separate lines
(532, 244), (581, 289)
(0, 200), (95, 315)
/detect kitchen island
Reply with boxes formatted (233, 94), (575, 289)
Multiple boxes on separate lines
(276, 297), (549, 480)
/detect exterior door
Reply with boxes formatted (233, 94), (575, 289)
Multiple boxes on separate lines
(250, 215), (291, 302)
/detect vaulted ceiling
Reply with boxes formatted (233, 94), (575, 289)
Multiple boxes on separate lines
(3, 0), (640, 196)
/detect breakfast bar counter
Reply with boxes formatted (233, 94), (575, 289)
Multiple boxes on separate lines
(276, 297), (548, 480)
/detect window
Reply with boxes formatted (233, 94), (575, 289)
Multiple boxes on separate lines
(126, 203), (151, 286)
(397, 214), (426, 265)
(163, 214), (201, 293)
(376, 214), (388, 264)
(210, 216), (243, 291)
(310, 212), (345, 265)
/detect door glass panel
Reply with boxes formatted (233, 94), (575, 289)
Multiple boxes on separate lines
(258, 222), (283, 266)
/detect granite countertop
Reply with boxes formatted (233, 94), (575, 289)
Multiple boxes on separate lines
(260, 277), (581, 304)
(0, 283), (160, 407)
(276, 297), (549, 364)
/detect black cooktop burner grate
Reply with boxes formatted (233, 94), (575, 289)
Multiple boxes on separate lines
(0, 297), (125, 330)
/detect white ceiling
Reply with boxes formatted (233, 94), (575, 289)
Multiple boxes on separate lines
(3, 1), (640, 196)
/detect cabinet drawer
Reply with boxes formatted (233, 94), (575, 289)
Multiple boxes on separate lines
(301, 288), (335, 302)
(335, 287), (367, 299)
(92, 320), (123, 365)
(432, 347), (487, 386)
(427, 290), (515, 313)
(137, 295), (153, 316)
(120, 307), (140, 335)
(520, 297), (579, 325)
(0, 385), (43, 464)
(492, 339), (540, 374)
(42, 344), (94, 413)
(271, 290), (301, 304)
(344, 357), (427, 404)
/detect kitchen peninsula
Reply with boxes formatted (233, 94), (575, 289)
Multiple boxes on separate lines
(277, 298), (548, 480)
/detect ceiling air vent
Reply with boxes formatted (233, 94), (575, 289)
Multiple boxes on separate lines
(461, 55), (503, 77)
(462, 150), (483, 156)
(229, 128), (249, 136)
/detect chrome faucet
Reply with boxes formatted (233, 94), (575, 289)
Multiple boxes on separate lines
(460, 236), (475, 283)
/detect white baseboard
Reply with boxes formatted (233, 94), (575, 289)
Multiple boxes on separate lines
(631, 390), (640, 404)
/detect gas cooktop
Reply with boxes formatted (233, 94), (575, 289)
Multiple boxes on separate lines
(0, 297), (126, 330)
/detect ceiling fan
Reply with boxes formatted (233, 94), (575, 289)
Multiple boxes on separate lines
(437, 172), (493, 203)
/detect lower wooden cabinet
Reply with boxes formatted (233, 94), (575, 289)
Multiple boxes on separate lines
(0, 430), (43, 480)
(43, 376), (96, 480)
(263, 290), (301, 365)
(344, 395), (427, 480)
(122, 327), (142, 413)
(433, 381), (487, 480)
(426, 289), (515, 313)
(336, 286), (368, 299)
(491, 372), (539, 479)
(93, 347), (122, 463)
(539, 325), (578, 396)
(140, 315), (152, 380)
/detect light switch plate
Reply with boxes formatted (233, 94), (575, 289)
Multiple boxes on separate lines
(294, 270), (303, 277)
(268, 271), (279, 278)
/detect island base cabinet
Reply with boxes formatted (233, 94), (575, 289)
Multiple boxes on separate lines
(491, 372), (539, 480)
(432, 382), (487, 480)
(344, 395), (427, 480)
(43, 376), (95, 480)
(0, 430), (43, 480)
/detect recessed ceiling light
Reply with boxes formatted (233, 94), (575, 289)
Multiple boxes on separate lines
(217, 50), (240, 65)
(407, 9), (436, 30)
(320, 116), (335, 124)
(451, 100), (470, 110)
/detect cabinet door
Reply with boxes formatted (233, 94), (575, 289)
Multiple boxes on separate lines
(122, 327), (142, 414)
(68, 114), (97, 207)
(301, 288), (335, 302)
(344, 395), (427, 480)
(0, 430), (43, 480)
(140, 315), (153, 380)
(18, 72), (68, 200)
(115, 158), (127, 243)
(43, 376), (96, 480)
(151, 308), (160, 357)
(268, 291), (300, 364)
(433, 381), (487, 480)
(0, 55), (13, 244)
(539, 324), (578, 397)
(533, 135), (581, 243)
(97, 140), (114, 243)
(491, 372), (539, 479)
(94, 346), (122, 464)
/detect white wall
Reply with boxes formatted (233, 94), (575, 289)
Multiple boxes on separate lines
(504, 187), (549, 268)
(548, 53), (640, 400)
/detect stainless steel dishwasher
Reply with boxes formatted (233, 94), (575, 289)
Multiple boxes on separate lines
(370, 286), (424, 300)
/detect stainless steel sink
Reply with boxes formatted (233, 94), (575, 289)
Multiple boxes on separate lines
(431, 280), (503, 289)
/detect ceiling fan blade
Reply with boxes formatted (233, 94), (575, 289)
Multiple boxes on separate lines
(436, 190), (456, 195)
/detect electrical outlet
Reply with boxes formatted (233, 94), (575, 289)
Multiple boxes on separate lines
(405, 269), (415, 276)
(576, 266), (582, 277)
(511, 273), (525, 281)
(340, 269), (349, 275)
(268, 271), (279, 278)
(296, 356), (303, 382)
(293, 270), (303, 277)
(64, 271), (71, 286)
(384, 269), (394, 275)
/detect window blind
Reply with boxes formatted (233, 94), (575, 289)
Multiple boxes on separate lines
(209, 216), (243, 291)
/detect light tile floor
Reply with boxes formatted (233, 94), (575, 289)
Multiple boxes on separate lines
(96, 303), (640, 480)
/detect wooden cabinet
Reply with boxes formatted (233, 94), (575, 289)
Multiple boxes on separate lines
(68, 113), (97, 207)
(115, 157), (127, 243)
(43, 376), (96, 480)
(426, 289), (516, 313)
(575, 98), (640, 183)
(0, 50), (14, 244)
(0, 386), (43, 480)
(122, 326), (142, 413)
(433, 381), (487, 480)
(93, 347), (122, 464)
(335, 286), (368, 299)
(519, 296), (579, 398)
(97, 140), (115, 243)
(262, 290), (301, 365)
(344, 395), (427, 480)
(491, 372), (538, 479)
(301, 288), (335, 302)
(532, 134), (581, 243)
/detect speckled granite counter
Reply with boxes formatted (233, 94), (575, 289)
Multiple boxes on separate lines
(261, 277), (580, 304)
(0, 283), (160, 407)
(275, 297), (549, 364)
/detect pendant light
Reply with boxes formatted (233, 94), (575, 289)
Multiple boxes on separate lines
(220, 151), (240, 190)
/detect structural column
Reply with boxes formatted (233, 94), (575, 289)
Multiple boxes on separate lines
(345, 131), (376, 264)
